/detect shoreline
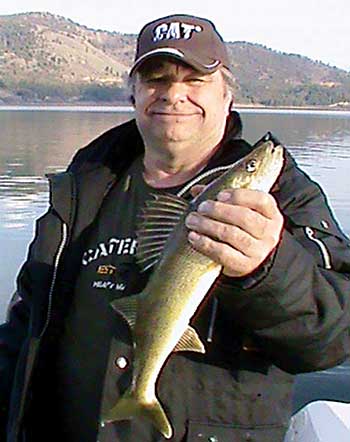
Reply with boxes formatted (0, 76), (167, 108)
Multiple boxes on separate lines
(0, 103), (350, 115)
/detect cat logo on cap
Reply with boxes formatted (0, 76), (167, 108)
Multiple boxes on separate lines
(153, 22), (202, 42)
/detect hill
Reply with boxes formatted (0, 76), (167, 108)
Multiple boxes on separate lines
(0, 12), (349, 107)
(227, 42), (350, 106)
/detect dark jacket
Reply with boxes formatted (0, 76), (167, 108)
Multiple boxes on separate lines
(1, 114), (350, 442)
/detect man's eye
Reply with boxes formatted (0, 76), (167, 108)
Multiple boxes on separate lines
(188, 78), (205, 84)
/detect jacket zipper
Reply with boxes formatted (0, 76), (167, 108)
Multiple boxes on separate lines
(15, 169), (76, 440)
(176, 163), (236, 198)
(40, 171), (114, 339)
(206, 297), (218, 343)
(304, 226), (332, 270)
(39, 221), (69, 338)
(16, 223), (69, 441)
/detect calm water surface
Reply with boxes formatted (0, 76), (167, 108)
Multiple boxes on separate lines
(1, 107), (349, 316)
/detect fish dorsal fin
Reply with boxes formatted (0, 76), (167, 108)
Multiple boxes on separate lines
(173, 325), (206, 354)
(110, 294), (141, 330)
(136, 193), (189, 272)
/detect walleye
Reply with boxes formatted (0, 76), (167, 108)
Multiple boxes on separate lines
(101, 134), (285, 438)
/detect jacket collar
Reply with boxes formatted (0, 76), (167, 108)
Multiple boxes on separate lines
(47, 119), (143, 231)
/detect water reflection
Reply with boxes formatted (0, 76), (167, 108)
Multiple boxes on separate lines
(0, 110), (134, 229)
(0, 176), (47, 229)
(240, 111), (350, 147)
(0, 110), (134, 177)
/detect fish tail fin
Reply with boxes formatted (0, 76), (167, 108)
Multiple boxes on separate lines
(101, 389), (173, 439)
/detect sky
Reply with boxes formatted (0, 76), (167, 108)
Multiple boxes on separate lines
(0, 0), (349, 71)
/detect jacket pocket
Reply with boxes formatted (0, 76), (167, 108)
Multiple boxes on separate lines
(286, 211), (349, 271)
(186, 421), (287, 442)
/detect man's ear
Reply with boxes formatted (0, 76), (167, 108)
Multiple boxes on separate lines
(229, 96), (234, 112)
(225, 93), (234, 115)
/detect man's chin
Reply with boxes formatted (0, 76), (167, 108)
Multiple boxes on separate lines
(156, 136), (195, 147)
(149, 130), (196, 145)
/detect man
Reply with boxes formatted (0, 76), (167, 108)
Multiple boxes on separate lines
(1, 13), (350, 442)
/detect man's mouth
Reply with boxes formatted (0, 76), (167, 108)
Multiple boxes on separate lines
(151, 112), (199, 117)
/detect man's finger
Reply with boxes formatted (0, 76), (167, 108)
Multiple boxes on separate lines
(217, 188), (280, 219)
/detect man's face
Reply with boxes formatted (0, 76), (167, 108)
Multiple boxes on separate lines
(132, 58), (232, 156)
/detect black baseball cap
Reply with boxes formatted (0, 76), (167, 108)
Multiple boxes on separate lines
(130, 14), (231, 76)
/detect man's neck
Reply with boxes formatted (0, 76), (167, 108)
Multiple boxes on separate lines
(143, 143), (221, 188)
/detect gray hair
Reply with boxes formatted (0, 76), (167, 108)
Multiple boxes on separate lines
(220, 67), (235, 92)
(220, 67), (235, 105)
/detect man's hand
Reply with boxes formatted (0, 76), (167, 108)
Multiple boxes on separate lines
(185, 188), (284, 277)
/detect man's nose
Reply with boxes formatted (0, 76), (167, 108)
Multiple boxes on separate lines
(160, 82), (187, 103)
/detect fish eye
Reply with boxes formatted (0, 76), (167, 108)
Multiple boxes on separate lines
(246, 159), (257, 173)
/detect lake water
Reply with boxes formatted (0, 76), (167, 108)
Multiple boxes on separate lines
(1, 107), (350, 318)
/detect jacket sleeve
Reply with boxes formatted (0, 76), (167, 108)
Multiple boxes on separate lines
(215, 150), (350, 374)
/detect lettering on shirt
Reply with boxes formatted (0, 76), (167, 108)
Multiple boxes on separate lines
(97, 265), (117, 275)
(82, 237), (137, 266)
(92, 280), (126, 291)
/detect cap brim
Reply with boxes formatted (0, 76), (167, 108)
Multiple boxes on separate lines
(129, 47), (221, 77)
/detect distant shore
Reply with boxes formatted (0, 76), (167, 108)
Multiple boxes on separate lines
(1, 103), (350, 114)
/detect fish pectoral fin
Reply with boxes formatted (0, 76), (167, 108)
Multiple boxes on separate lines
(136, 193), (189, 272)
(110, 294), (143, 330)
(174, 325), (206, 353)
(101, 389), (173, 439)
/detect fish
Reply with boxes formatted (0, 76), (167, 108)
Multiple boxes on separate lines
(101, 133), (285, 439)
